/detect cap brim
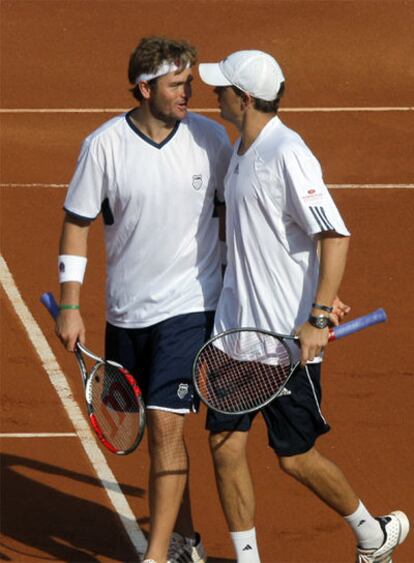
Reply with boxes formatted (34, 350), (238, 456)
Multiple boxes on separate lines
(198, 63), (232, 86)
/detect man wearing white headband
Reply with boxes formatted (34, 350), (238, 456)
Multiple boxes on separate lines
(199, 50), (409, 563)
(56, 36), (231, 563)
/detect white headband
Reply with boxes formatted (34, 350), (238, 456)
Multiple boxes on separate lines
(135, 60), (190, 84)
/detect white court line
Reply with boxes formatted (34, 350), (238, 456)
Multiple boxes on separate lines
(0, 255), (147, 558)
(1, 433), (77, 438)
(281, 107), (414, 113)
(329, 184), (414, 189)
(1, 183), (413, 189)
(0, 106), (413, 113)
(1, 183), (68, 188)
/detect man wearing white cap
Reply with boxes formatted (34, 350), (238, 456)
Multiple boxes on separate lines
(55, 36), (231, 563)
(199, 50), (409, 563)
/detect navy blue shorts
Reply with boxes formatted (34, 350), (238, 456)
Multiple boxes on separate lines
(105, 311), (214, 412)
(206, 363), (330, 456)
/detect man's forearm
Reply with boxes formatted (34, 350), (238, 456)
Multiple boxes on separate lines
(313, 234), (350, 310)
(59, 215), (90, 305)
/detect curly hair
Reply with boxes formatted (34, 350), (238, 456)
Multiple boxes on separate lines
(128, 36), (197, 101)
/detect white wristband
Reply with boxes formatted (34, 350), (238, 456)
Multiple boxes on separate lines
(58, 255), (87, 284)
(220, 241), (227, 266)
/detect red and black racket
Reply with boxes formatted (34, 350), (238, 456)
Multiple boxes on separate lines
(40, 291), (145, 455)
(193, 309), (387, 415)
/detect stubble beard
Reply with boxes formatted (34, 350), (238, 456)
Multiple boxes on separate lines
(149, 98), (184, 126)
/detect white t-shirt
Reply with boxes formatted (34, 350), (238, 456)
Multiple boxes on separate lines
(65, 111), (232, 327)
(214, 116), (350, 362)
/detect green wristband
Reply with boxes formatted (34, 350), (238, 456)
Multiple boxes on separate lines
(59, 304), (80, 310)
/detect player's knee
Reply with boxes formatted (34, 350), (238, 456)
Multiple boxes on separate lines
(279, 455), (303, 478)
(147, 411), (185, 452)
(278, 449), (315, 479)
(209, 431), (246, 469)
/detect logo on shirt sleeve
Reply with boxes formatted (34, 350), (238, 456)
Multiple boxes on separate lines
(301, 187), (323, 203)
(192, 174), (203, 190)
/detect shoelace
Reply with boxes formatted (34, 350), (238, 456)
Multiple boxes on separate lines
(357, 549), (392, 563)
(167, 535), (188, 560)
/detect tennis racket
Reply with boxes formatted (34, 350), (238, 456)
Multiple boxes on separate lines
(40, 291), (145, 455)
(193, 308), (387, 415)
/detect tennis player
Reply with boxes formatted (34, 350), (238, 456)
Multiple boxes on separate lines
(55, 37), (231, 563)
(198, 50), (410, 563)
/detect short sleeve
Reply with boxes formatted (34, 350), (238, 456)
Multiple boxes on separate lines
(282, 144), (350, 237)
(64, 137), (108, 220)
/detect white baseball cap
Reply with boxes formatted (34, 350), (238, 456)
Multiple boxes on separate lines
(199, 50), (284, 102)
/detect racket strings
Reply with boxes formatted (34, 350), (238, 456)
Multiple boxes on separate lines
(88, 363), (144, 452)
(196, 331), (292, 413)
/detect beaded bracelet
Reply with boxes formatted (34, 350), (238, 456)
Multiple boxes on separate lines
(312, 302), (333, 313)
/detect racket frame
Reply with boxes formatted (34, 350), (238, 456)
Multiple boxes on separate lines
(40, 291), (145, 455)
(75, 343), (146, 455)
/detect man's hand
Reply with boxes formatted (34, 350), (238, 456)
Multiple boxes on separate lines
(295, 321), (329, 366)
(328, 296), (351, 326)
(56, 309), (86, 352)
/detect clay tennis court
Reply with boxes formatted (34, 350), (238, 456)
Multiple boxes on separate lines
(1, 1), (413, 561)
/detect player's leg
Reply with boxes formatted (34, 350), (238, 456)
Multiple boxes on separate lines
(279, 447), (359, 515)
(207, 412), (261, 562)
(145, 409), (189, 561)
(264, 363), (410, 559)
(174, 478), (194, 538)
(263, 362), (377, 538)
(263, 362), (356, 510)
(144, 311), (213, 563)
(209, 430), (254, 531)
(169, 481), (207, 563)
(278, 446), (410, 558)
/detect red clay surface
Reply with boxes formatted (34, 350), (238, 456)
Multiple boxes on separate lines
(1, 1), (413, 562)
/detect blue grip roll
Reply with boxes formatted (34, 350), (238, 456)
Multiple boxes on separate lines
(40, 291), (60, 319)
(332, 308), (387, 340)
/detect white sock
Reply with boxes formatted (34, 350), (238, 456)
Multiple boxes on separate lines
(344, 500), (384, 549)
(230, 527), (260, 563)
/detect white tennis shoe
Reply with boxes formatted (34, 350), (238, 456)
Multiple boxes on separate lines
(167, 532), (207, 563)
(356, 510), (410, 563)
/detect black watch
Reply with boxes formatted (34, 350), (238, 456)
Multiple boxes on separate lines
(308, 314), (330, 329)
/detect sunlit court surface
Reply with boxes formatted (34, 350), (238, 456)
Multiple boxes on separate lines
(1, 1), (413, 561)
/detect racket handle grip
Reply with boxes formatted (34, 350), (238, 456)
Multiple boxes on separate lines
(40, 291), (60, 319)
(328, 308), (387, 342)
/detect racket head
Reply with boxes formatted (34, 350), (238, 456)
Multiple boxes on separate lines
(193, 328), (296, 415)
(85, 360), (145, 455)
